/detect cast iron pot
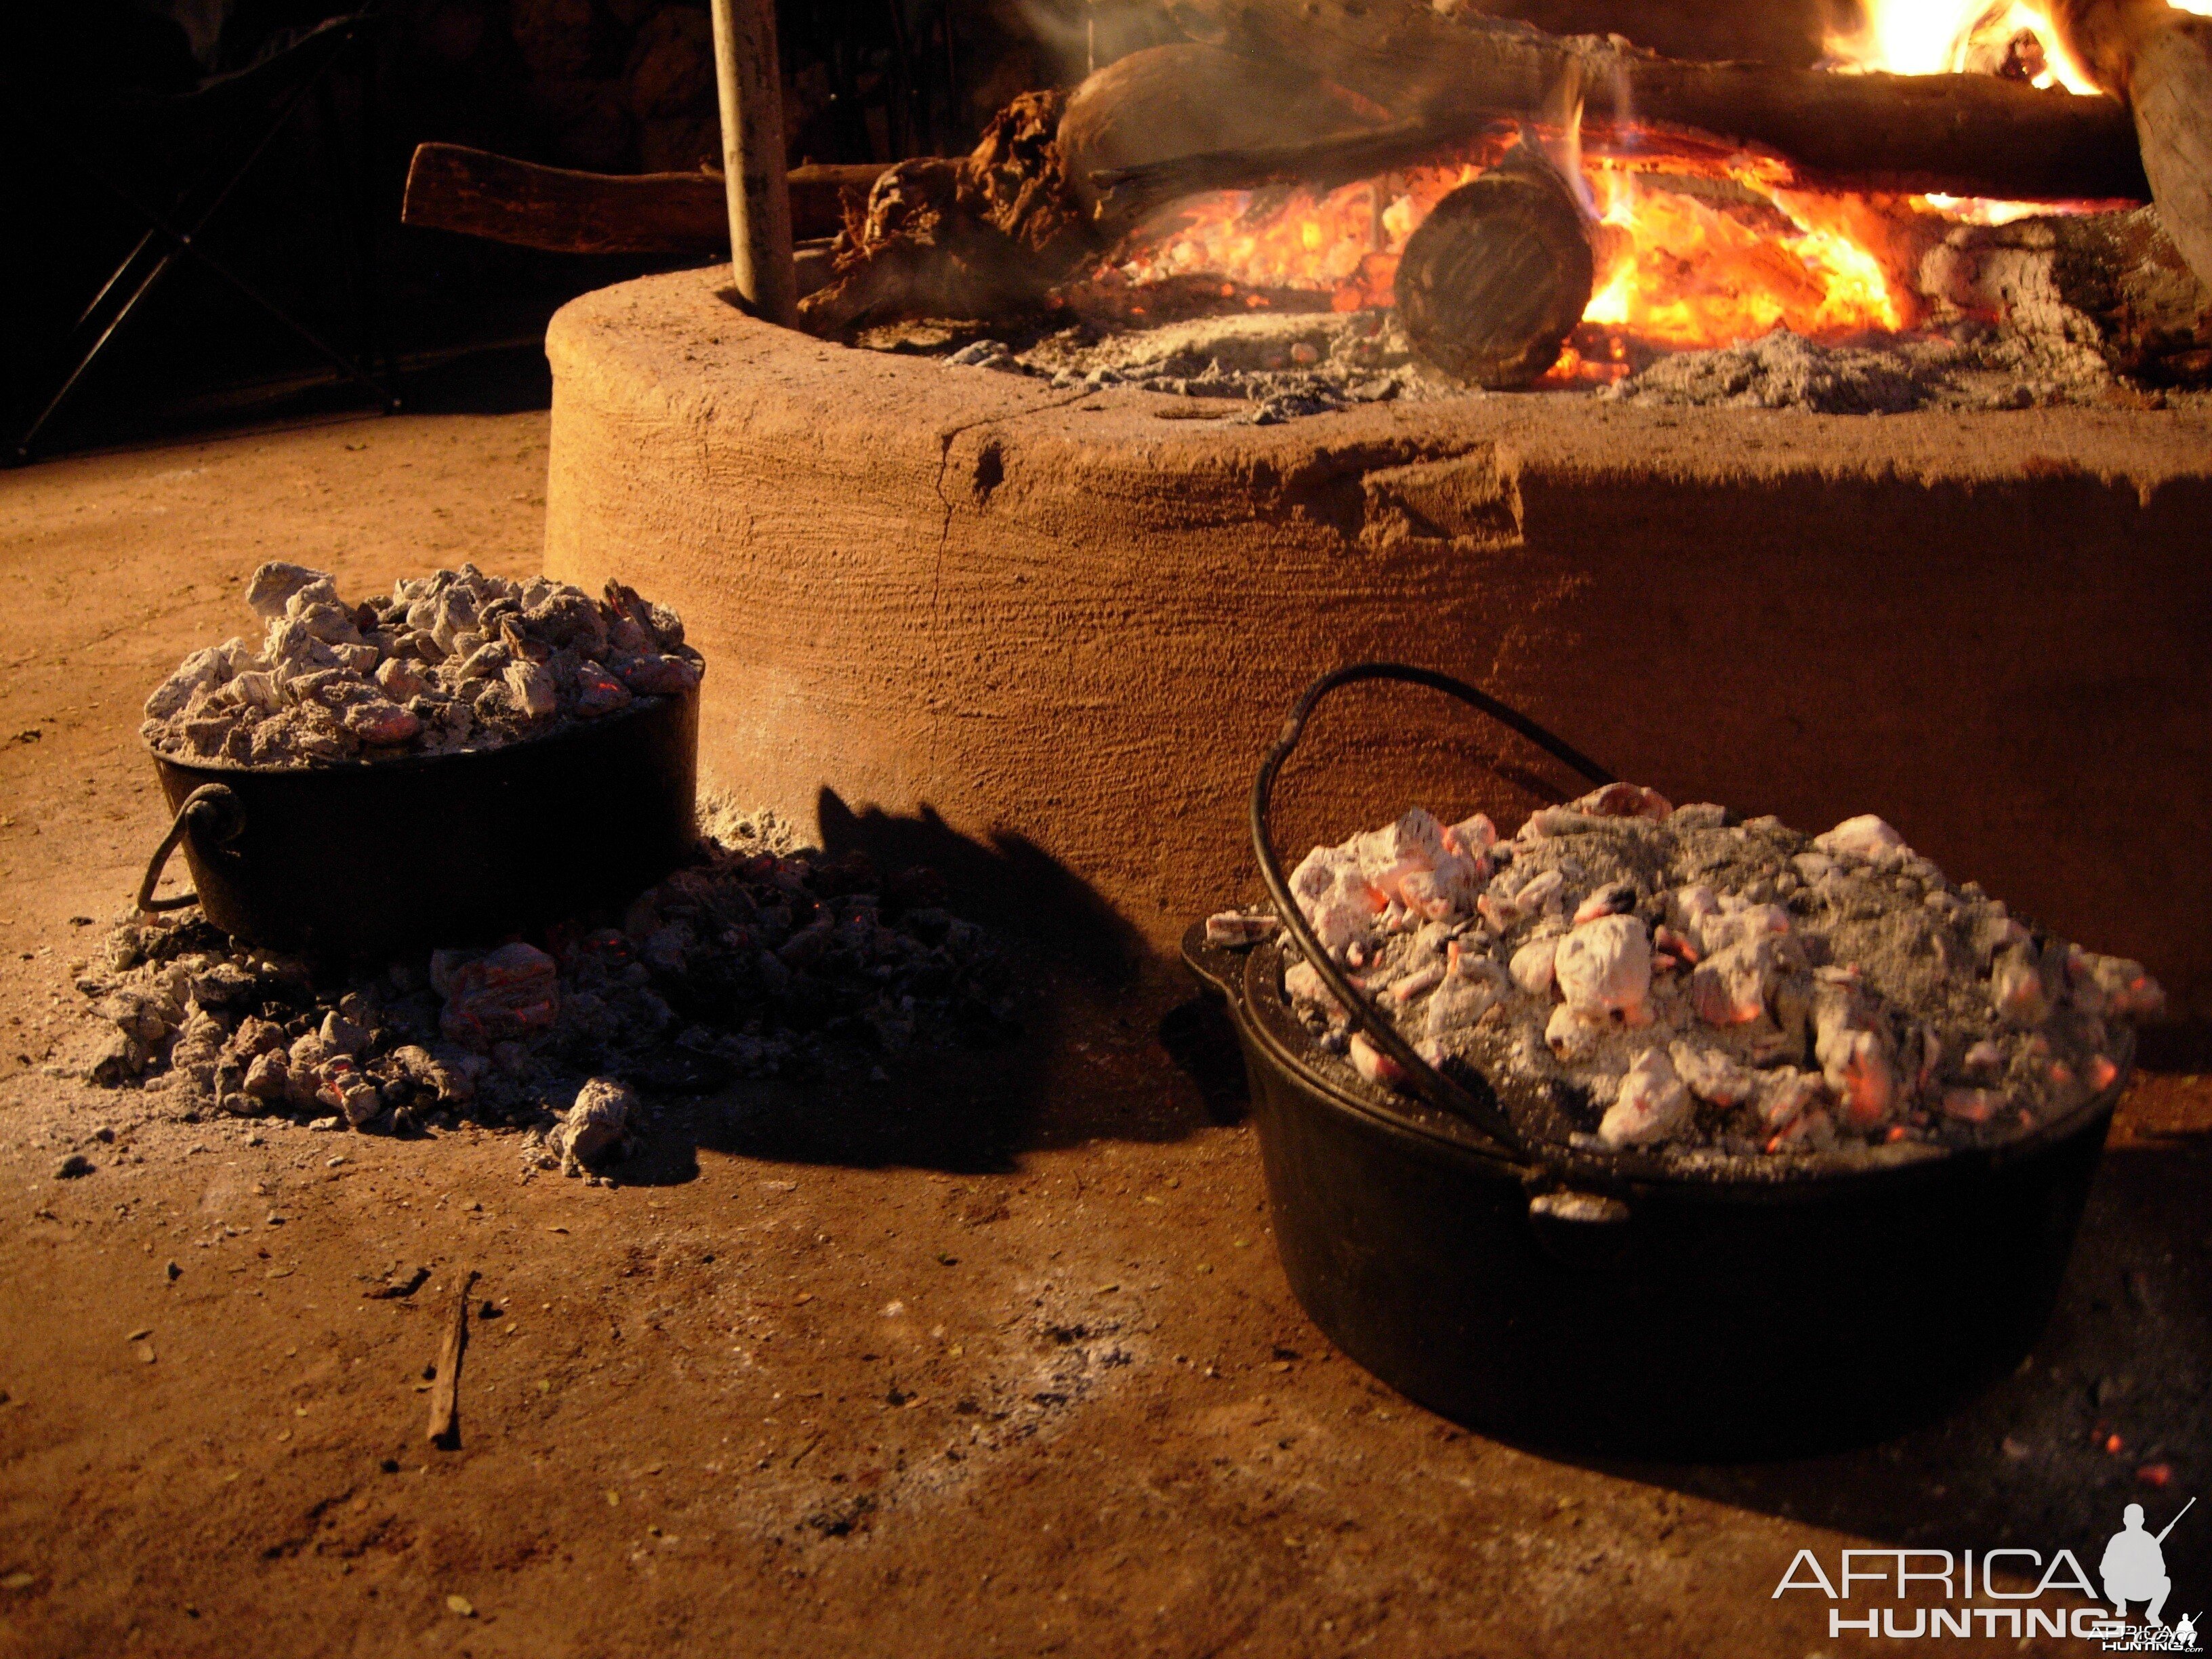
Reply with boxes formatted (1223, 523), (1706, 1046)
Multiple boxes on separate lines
(138, 687), (699, 960)
(1184, 663), (2122, 1460)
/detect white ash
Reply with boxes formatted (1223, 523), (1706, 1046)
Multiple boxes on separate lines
(1597, 325), (2200, 415)
(1275, 785), (2163, 1165)
(73, 836), (1015, 1168)
(939, 310), (1465, 424)
(559, 1077), (636, 1172)
(141, 562), (705, 768)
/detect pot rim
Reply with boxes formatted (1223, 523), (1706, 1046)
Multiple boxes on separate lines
(1190, 920), (2129, 1204)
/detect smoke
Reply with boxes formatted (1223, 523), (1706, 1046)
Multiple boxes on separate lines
(1000, 0), (1190, 86)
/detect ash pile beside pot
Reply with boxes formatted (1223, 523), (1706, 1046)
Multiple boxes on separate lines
(142, 562), (703, 767)
(1271, 785), (2164, 1161)
(76, 831), (1014, 1173)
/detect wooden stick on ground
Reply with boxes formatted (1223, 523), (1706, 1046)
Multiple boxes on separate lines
(426, 1268), (479, 1448)
(709, 0), (797, 323)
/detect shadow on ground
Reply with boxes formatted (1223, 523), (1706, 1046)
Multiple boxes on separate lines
(1584, 1126), (2212, 1593)
(598, 792), (1244, 1188)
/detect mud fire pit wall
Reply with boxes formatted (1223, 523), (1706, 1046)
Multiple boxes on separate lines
(544, 268), (2212, 1017)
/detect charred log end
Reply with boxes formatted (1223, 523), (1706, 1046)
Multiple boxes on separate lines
(1394, 148), (1596, 390)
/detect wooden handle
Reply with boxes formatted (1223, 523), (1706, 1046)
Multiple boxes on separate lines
(710, 0), (797, 325)
(401, 144), (885, 254)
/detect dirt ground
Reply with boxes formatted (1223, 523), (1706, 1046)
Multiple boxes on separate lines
(0, 411), (2205, 1658)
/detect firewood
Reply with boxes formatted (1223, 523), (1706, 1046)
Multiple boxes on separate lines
(1919, 205), (2212, 380)
(2049, 0), (2212, 287)
(1394, 142), (1595, 388)
(401, 144), (885, 253)
(1395, 67), (1593, 390)
(1481, 0), (1831, 69)
(797, 91), (1099, 337)
(1089, 120), (1490, 232)
(426, 1269), (478, 1448)
(1170, 0), (2150, 202)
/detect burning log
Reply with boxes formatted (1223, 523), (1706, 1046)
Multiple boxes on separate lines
(1393, 142), (1595, 388)
(1170, 0), (2151, 202)
(2050, 0), (2212, 286)
(1482, 0), (1831, 69)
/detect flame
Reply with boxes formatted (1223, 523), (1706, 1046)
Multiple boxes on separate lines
(1580, 167), (1900, 347)
(1106, 0), (2202, 367)
(1826, 1), (2097, 91)
(1111, 149), (1906, 367)
(1828, 0), (2212, 88)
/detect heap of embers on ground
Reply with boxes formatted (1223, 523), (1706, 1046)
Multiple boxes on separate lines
(69, 813), (1017, 1181)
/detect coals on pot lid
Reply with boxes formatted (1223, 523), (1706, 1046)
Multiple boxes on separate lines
(141, 562), (705, 769)
(1267, 786), (2162, 1167)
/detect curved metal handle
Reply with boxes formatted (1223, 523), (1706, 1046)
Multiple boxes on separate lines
(1248, 662), (1614, 1162)
(137, 784), (244, 914)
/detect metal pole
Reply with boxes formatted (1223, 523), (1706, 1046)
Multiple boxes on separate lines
(708, 0), (797, 325)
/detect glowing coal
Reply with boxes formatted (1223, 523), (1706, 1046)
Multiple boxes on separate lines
(1272, 787), (2163, 1162)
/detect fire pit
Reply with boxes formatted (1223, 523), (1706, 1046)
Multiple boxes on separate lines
(541, 265), (2212, 1017)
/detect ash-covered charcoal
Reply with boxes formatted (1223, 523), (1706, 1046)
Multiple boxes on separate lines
(73, 833), (1017, 1172)
(1599, 329), (1931, 414)
(914, 310), (1455, 422)
(1276, 788), (2163, 1166)
(1596, 325), (2145, 414)
(140, 562), (705, 768)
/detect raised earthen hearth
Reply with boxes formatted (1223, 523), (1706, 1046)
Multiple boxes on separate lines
(544, 266), (2212, 1015)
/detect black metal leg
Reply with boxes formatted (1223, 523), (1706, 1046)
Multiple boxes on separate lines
(14, 245), (182, 462)
(9, 16), (394, 461)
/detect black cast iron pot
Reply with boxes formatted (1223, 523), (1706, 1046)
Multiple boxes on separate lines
(138, 687), (699, 961)
(1184, 663), (2122, 1460)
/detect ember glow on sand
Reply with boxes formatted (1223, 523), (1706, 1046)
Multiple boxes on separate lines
(1107, 1), (2212, 380)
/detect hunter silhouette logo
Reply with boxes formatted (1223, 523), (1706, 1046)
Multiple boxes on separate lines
(1771, 1493), (2199, 1646)
(2103, 1498), (2191, 1626)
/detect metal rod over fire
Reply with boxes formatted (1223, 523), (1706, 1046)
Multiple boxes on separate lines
(708, 0), (797, 325)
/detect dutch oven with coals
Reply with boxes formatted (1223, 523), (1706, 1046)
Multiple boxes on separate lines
(138, 687), (699, 960)
(1183, 663), (2124, 1460)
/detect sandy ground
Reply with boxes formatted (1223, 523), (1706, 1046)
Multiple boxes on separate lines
(0, 410), (2205, 1658)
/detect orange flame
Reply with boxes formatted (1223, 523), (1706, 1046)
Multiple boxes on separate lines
(1106, 1), (2171, 369)
(1109, 150), (1906, 369)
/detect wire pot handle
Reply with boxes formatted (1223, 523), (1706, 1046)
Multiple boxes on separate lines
(1248, 663), (1616, 1158)
(137, 784), (245, 914)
